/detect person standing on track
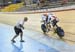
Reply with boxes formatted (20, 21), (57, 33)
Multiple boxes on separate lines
(11, 17), (28, 43)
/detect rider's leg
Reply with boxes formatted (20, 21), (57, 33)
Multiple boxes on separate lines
(52, 20), (58, 33)
(46, 23), (51, 32)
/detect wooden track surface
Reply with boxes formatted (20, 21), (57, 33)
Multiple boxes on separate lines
(0, 10), (75, 45)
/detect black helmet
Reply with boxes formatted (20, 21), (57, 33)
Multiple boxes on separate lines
(24, 17), (28, 21)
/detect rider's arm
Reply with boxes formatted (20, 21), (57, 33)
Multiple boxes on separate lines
(41, 15), (46, 24)
(19, 24), (24, 29)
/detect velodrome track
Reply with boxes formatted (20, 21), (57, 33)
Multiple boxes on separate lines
(0, 10), (75, 52)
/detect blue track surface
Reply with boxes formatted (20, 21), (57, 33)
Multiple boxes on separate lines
(0, 23), (59, 52)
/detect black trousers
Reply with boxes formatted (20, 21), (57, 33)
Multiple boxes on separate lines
(14, 26), (22, 35)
